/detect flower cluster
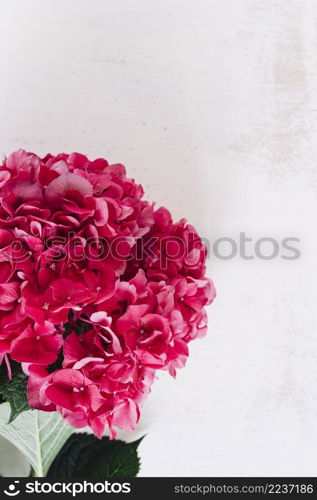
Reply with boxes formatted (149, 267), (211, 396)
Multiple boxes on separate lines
(0, 150), (215, 438)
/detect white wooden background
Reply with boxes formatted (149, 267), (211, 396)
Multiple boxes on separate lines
(0, 0), (317, 476)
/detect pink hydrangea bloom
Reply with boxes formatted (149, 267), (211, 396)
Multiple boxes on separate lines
(0, 150), (216, 438)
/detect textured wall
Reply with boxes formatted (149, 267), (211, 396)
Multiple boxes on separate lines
(0, 0), (316, 476)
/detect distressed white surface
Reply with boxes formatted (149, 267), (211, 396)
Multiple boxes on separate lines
(0, 0), (317, 476)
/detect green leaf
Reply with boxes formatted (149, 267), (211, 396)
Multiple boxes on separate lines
(47, 433), (144, 478)
(0, 362), (29, 422)
(0, 404), (73, 476)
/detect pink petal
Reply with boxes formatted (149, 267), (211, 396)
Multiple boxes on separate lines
(111, 399), (139, 431)
(45, 385), (75, 411)
(45, 173), (93, 202)
(0, 170), (10, 188)
(94, 198), (109, 226)
(0, 282), (19, 305)
(11, 181), (42, 201)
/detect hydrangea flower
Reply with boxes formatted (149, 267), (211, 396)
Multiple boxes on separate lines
(0, 150), (216, 438)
